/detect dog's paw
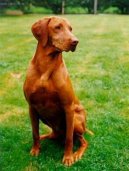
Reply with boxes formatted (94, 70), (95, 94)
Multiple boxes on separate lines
(62, 154), (74, 166)
(73, 152), (82, 162)
(30, 146), (40, 156)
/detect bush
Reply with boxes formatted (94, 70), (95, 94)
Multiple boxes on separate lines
(65, 7), (88, 14)
(29, 5), (52, 14)
(103, 6), (121, 14)
(4, 9), (23, 16)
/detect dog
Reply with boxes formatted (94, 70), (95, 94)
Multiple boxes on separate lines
(23, 16), (88, 166)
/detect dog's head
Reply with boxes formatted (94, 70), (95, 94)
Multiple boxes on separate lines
(31, 17), (79, 52)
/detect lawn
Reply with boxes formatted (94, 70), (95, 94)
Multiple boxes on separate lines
(0, 14), (129, 171)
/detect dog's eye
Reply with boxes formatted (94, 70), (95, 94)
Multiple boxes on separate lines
(55, 25), (61, 30)
(69, 26), (72, 31)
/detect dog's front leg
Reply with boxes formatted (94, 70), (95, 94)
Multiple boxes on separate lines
(29, 106), (40, 156)
(62, 104), (74, 166)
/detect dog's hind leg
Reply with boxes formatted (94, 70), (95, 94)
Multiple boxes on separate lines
(73, 134), (88, 162)
(40, 131), (59, 140)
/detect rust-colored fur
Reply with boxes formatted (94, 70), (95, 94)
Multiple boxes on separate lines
(23, 16), (88, 166)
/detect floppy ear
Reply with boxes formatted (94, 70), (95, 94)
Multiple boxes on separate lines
(31, 18), (51, 47)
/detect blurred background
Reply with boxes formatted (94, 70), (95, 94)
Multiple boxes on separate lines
(0, 0), (129, 16)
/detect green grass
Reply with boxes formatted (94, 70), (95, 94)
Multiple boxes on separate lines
(0, 14), (129, 171)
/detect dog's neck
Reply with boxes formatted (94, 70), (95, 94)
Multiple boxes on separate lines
(32, 42), (63, 74)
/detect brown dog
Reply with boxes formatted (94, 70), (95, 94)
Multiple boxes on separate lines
(23, 16), (88, 166)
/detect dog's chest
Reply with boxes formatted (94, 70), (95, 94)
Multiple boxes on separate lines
(29, 82), (59, 106)
(29, 84), (65, 130)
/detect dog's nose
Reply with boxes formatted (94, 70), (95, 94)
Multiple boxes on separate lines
(71, 39), (79, 46)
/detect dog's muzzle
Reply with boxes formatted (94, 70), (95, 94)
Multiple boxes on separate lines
(70, 39), (79, 52)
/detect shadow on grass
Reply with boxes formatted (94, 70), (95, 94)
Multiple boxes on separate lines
(0, 114), (91, 171)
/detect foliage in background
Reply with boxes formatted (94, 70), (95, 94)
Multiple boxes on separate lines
(0, 0), (129, 14)
(99, 0), (129, 14)
(103, 6), (121, 14)
(113, 0), (129, 14)
(28, 5), (52, 14)
(65, 7), (88, 14)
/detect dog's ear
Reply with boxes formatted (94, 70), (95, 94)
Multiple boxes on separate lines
(31, 18), (51, 47)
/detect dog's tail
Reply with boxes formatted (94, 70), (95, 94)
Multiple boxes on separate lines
(85, 128), (94, 136)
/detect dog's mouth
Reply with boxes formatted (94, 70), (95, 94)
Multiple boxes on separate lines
(57, 45), (77, 52)
(70, 44), (77, 52)
(64, 44), (77, 52)
(53, 43), (78, 53)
